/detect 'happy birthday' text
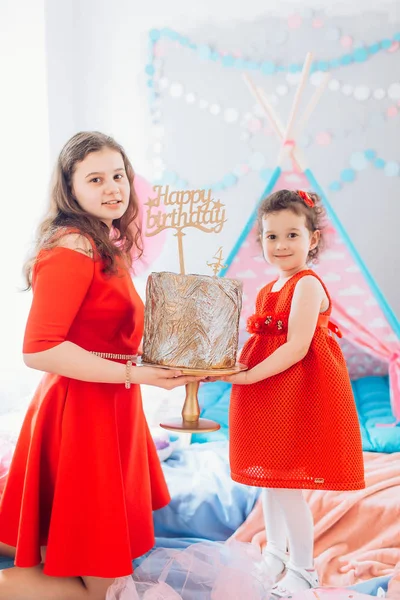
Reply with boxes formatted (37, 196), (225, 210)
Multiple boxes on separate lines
(145, 185), (226, 236)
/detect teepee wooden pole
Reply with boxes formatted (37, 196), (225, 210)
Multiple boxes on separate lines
(295, 72), (331, 139)
(255, 87), (286, 138)
(277, 52), (313, 166)
(243, 73), (285, 139)
(242, 53), (329, 175)
(242, 74), (307, 170)
(256, 87), (307, 172)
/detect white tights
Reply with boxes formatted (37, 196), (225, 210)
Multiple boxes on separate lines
(261, 488), (314, 570)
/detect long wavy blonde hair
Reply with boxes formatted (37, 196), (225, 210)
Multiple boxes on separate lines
(24, 131), (143, 289)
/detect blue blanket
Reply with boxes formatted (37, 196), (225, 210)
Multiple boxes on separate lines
(154, 442), (259, 541)
(193, 376), (400, 453)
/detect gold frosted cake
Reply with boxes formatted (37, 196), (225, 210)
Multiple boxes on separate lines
(142, 272), (243, 370)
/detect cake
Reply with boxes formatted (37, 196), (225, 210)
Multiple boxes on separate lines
(142, 272), (243, 370)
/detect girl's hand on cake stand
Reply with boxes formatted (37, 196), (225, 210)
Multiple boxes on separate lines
(221, 370), (253, 384)
(204, 370), (253, 385)
(133, 366), (203, 390)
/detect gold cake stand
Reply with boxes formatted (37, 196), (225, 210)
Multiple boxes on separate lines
(140, 361), (247, 433)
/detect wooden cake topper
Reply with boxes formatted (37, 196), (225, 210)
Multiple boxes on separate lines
(207, 247), (227, 277)
(144, 185), (227, 275)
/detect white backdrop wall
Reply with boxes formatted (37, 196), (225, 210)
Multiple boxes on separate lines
(0, 0), (49, 412)
(45, 0), (400, 174)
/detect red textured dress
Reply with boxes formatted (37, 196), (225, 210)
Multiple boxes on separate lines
(0, 244), (170, 577)
(229, 269), (365, 492)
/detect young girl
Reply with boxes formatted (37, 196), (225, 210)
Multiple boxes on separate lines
(225, 189), (365, 597)
(0, 131), (201, 600)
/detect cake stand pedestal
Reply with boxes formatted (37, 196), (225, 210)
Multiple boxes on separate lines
(140, 362), (247, 433)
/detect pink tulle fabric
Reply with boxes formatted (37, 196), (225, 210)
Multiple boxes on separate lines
(290, 591), (376, 600)
(106, 542), (273, 600)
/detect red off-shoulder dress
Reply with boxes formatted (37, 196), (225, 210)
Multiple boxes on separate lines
(0, 245), (170, 577)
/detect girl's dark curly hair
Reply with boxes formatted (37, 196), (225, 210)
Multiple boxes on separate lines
(257, 189), (326, 262)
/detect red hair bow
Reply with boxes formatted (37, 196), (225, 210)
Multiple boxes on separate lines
(297, 190), (314, 207)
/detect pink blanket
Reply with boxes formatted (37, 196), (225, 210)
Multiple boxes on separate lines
(231, 452), (400, 586)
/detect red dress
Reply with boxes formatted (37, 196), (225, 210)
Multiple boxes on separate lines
(0, 245), (170, 577)
(229, 270), (365, 492)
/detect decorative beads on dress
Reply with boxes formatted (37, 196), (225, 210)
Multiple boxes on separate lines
(246, 313), (288, 335)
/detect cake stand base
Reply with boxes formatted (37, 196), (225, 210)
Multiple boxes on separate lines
(140, 362), (247, 434)
(160, 415), (222, 434)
